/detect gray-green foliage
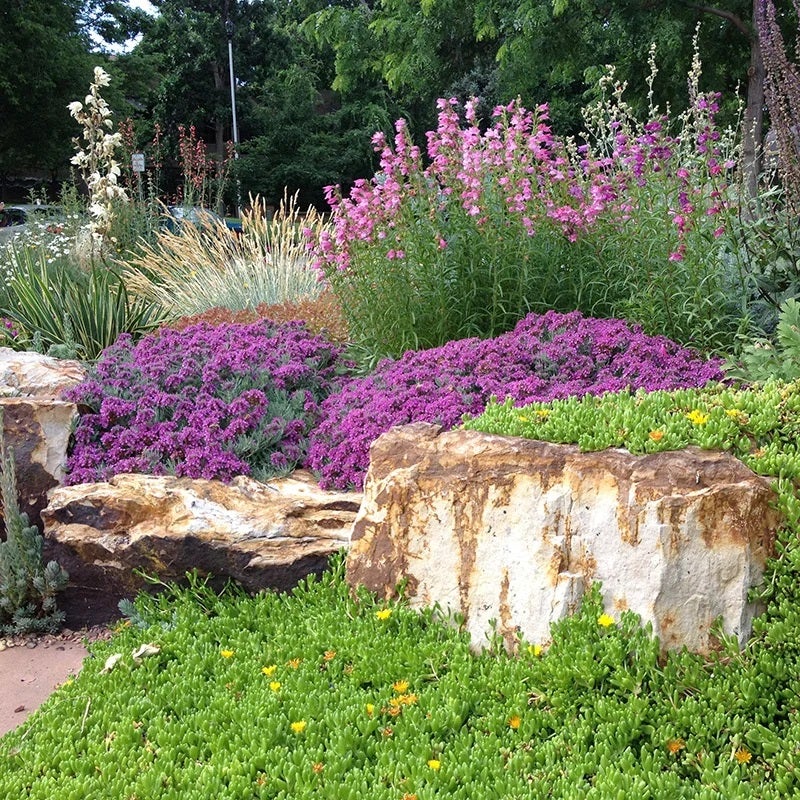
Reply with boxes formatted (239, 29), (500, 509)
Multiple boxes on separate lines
(727, 298), (800, 383)
(0, 414), (68, 635)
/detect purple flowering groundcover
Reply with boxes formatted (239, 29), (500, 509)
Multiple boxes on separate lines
(305, 310), (723, 490)
(63, 320), (345, 484)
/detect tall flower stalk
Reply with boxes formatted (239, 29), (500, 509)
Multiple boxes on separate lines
(68, 66), (129, 244)
(311, 46), (746, 362)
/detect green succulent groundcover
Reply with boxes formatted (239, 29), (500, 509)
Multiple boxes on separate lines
(4, 382), (800, 799)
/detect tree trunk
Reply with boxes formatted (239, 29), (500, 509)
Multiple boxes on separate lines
(740, 0), (765, 203)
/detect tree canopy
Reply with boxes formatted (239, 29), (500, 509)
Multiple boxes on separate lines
(1, 0), (796, 207)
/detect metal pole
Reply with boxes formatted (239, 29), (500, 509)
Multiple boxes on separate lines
(225, 19), (241, 217)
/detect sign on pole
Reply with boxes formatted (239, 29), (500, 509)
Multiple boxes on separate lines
(131, 153), (146, 173)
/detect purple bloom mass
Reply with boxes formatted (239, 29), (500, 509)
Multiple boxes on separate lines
(64, 312), (721, 490)
(305, 311), (723, 489)
(63, 321), (344, 484)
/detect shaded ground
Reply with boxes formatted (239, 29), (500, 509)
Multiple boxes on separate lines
(0, 592), (120, 738)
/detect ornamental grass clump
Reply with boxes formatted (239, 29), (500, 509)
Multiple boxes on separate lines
(63, 320), (345, 484)
(311, 41), (745, 363)
(122, 193), (329, 319)
(306, 309), (722, 489)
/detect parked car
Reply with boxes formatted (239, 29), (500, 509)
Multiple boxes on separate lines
(0, 204), (65, 242)
(164, 206), (242, 234)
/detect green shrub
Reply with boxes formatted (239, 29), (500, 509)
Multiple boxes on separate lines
(726, 298), (800, 383)
(0, 415), (68, 635)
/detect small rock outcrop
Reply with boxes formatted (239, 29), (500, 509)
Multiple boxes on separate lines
(0, 349), (86, 530)
(43, 470), (362, 617)
(346, 423), (780, 654)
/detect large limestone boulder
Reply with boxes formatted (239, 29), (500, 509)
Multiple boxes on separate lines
(347, 423), (780, 655)
(0, 349), (86, 530)
(43, 470), (361, 622)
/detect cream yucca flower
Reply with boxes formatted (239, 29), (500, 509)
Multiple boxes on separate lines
(68, 66), (128, 243)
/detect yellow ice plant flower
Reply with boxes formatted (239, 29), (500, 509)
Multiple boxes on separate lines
(686, 409), (709, 425)
(261, 665), (277, 676)
(734, 747), (752, 764)
(725, 408), (748, 424)
(287, 658), (301, 669)
(366, 703), (375, 716)
(667, 738), (686, 755)
(527, 644), (543, 657)
(290, 720), (307, 734)
(648, 429), (664, 442)
(269, 681), (281, 692)
(508, 715), (522, 730)
(392, 680), (410, 694)
(312, 762), (324, 774)
(427, 759), (441, 771)
(597, 613), (615, 628)
(220, 649), (235, 658)
(323, 650), (336, 661)
(376, 608), (392, 620)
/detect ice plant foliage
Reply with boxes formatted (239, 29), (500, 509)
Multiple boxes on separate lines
(67, 67), (129, 243)
(306, 310), (723, 489)
(311, 50), (744, 360)
(63, 321), (344, 484)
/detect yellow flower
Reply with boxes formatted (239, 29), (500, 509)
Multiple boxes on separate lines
(269, 681), (281, 692)
(597, 613), (615, 628)
(402, 794), (418, 800)
(535, 409), (550, 419)
(508, 715), (522, 730)
(667, 738), (686, 755)
(725, 409), (748, 424)
(220, 649), (234, 659)
(648, 429), (664, 442)
(427, 759), (441, 771)
(686, 409), (709, 426)
(261, 664), (277, 676)
(376, 608), (392, 620)
(290, 720), (307, 734)
(527, 644), (543, 657)
(734, 747), (752, 764)
(312, 762), (324, 774)
(323, 650), (336, 661)
(287, 658), (301, 669)
(366, 703), (375, 716)
(392, 680), (409, 694)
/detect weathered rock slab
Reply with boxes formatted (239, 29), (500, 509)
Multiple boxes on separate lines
(0, 348), (86, 399)
(43, 470), (362, 618)
(346, 423), (780, 654)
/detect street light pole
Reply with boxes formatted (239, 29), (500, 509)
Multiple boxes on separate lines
(225, 17), (241, 217)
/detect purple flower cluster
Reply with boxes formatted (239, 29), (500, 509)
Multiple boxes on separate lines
(63, 321), (345, 484)
(305, 311), (724, 489)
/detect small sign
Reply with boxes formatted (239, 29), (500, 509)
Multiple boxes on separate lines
(131, 152), (146, 173)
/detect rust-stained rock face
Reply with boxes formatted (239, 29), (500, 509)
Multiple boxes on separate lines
(347, 423), (780, 654)
(43, 470), (361, 620)
(1, 398), (79, 530)
(0, 349), (85, 532)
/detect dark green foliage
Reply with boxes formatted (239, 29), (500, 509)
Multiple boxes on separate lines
(727, 299), (800, 383)
(0, 414), (68, 635)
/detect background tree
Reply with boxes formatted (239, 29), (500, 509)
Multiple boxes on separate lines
(0, 0), (146, 199)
